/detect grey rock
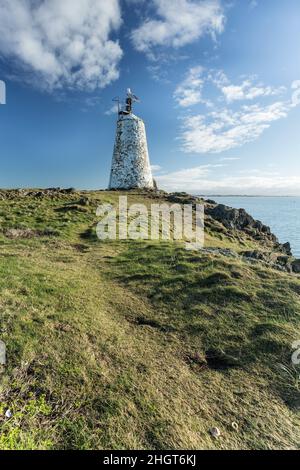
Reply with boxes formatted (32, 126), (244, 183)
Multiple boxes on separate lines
(166, 192), (201, 205)
(292, 259), (300, 273)
(62, 187), (76, 194)
(210, 427), (221, 439)
(282, 242), (292, 256)
(5, 409), (12, 419)
(3, 228), (59, 239)
(242, 251), (271, 262)
(276, 256), (292, 273)
(206, 204), (277, 242)
(78, 197), (90, 206)
(201, 248), (239, 258)
(205, 199), (217, 205)
(242, 251), (295, 273)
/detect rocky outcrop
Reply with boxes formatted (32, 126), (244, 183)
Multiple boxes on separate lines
(198, 248), (239, 258)
(205, 202), (292, 254)
(165, 192), (202, 205)
(0, 188), (79, 199)
(2, 228), (59, 239)
(206, 204), (275, 237)
(242, 250), (278, 263)
(241, 250), (294, 273)
(164, 193), (292, 258)
(197, 248), (299, 274)
(281, 242), (292, 256)
(291, 259), (300, 273)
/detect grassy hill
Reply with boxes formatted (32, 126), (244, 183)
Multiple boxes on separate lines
(0, 189), (299, 450)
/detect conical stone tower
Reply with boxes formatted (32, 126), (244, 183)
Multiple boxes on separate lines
(109, 89), (154, 190)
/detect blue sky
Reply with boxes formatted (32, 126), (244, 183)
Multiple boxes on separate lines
(0, 0), (300, 194)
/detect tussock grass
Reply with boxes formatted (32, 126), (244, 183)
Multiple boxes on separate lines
(0, 190), (300, 449)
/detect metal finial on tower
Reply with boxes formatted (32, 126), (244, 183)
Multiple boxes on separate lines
(127, 88), (139, 103)
(116, 88), (140, 116)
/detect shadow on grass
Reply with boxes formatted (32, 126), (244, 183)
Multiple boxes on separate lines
(108, 242), (300, 406)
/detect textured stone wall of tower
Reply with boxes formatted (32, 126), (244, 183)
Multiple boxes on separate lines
(109, 90), (154, 190)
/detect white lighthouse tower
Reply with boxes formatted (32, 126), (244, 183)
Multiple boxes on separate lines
(109, 89), (154, 190)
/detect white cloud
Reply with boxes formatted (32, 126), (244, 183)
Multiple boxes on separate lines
(105, 104), (119, 115)
(175, 69), (300, 153)
(156, 165), (300, 195)
(220, 81), (285, 103)
(219, 157), (240, 161)
(207, 70), (286, 102)
(0, 0), (123, 91)
(180, 101), (290, 153)
(174, 66), (205, 107)
(147, 64), (171, 84)
(291, 80), (300, 107)
(131, 0), (225, 56)
(151, 164), (163, 172)
(156, 163), (223, 186)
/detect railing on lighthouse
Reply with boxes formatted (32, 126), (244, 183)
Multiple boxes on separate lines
(112, 89), (140, 119)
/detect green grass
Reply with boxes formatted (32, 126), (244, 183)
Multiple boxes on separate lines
(0, 190), (300, 449)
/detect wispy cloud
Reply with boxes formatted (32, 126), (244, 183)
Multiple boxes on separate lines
(156, 165), (300, 195)
(174, 66), (206, 107)
(175, 69), (300, 153)
(212, 72), (286, 103)
(219, 157), (240, 162)
(249, 0), (258, 9)
(131, 0), (225, 58)
(181, 100), (291, 153)
(151, 164), (163, 172)
(221, 82), (285, 103)
(0, 0), (123, 91)
(104, 104), (119, 116)
(146, 65), (171, 84)
(156, 163), (224, 187)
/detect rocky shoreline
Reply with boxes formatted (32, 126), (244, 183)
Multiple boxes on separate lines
(165, 191), (300, 274)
